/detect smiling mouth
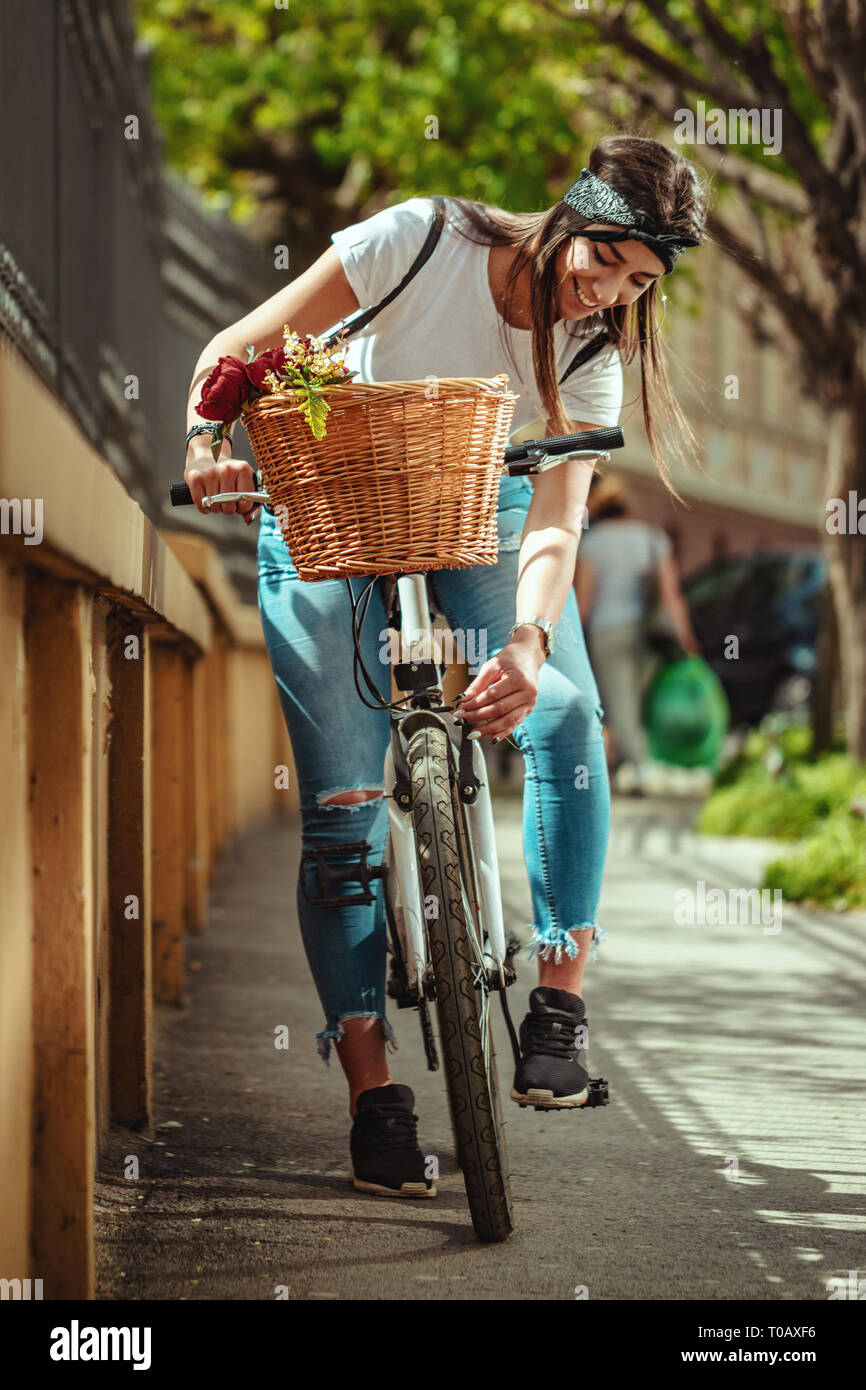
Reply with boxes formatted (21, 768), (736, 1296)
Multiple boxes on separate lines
(572, 277), (599, 310)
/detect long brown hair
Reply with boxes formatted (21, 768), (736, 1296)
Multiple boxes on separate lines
(440, 135), (708, 495)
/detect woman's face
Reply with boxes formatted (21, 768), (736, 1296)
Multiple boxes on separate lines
(554, 223), (665, 320)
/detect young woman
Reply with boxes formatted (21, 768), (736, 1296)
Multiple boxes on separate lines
(184, 134), (707, 1199)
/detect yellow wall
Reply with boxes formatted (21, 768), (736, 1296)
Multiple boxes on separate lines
(0, 345), (297, 1296)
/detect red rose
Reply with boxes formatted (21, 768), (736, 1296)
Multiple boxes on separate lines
(195, 355), (251, 423)
(245, 346), (288, 392)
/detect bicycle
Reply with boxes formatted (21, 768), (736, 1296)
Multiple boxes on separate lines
(171, 422), (622, 1242)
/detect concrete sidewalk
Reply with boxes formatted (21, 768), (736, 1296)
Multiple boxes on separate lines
(95, 789), (866, 1300)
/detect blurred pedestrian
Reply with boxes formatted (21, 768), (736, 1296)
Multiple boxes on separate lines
(574, 475), (699, 794)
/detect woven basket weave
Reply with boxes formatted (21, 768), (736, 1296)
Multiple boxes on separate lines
(242, 375), (517, 581)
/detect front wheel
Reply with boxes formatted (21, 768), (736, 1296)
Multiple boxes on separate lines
(406, 718), (514, 1243)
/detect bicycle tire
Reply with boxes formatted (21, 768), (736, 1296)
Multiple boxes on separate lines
(445, 756), (512, 1211)
(406, 718), (514, 1242)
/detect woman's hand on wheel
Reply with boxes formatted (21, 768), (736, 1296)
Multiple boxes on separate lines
(184, 449), (261, 524)
(456, 631), (546, 739)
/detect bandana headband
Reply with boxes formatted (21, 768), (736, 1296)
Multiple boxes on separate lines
(562, 167), (700, 274)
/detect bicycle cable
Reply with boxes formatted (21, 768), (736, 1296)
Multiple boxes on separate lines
(347, 577), (388, 709)
(345, 576), (416, 713)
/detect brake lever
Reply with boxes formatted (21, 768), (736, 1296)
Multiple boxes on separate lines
(506, 448), (611, 477)
(200, 490), (271, 511)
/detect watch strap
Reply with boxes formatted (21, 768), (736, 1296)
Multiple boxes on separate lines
(507, 618), (553, 656)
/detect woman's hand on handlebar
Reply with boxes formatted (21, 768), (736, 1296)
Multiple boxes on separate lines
(184, 445), (261, 524)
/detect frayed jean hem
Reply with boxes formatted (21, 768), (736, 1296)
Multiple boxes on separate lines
(526, 922), (609, 964)
(315, 1012), (397, 1065)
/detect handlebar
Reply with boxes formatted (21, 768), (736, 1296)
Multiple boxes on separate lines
(169, 426), (625, 509)
(503, 425), (624, 474)
(169, 478), (268, 508)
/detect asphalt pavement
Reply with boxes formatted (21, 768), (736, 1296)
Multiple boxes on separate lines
(95, 780), (866, 1301)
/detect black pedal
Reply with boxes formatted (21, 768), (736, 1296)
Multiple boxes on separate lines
(585, 1077), (610, 1107)
(515, 1078), (610, 1111)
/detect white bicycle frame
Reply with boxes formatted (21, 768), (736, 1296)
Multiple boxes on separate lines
(383, 572), (507, 996)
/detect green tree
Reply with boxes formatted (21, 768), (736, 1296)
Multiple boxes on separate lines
(134, 0), (592, 259)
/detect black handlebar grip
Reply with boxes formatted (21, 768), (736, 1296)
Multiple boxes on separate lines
(170, 482), (194, 506)
(504, 425), (624, 464)
(548, 425), (624, 454)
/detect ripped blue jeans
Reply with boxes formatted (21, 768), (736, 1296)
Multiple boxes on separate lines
(256, 475), (610, 1062)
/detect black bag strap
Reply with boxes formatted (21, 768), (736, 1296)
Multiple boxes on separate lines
(559, 328), (612, 385)
(322, 196), (447, 347)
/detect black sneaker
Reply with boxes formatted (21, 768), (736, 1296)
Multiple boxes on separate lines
(349, 1083), (436, 1198)
(510, 986), (590, 1109)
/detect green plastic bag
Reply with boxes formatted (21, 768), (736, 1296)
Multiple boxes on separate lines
(643, 656), (730, 768)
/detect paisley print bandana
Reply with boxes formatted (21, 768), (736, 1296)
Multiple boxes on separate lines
(562, 167), (700, 273)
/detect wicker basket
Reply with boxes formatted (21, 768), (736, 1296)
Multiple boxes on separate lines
(242, 375), (517, 581)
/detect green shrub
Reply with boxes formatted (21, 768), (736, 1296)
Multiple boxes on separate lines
(770, 724), (817, 764)
(699, 747), (866, 842)
(763, 814), (866, 909)
(795, 755), (866, 816)
(712, 724), (816, 789)
(699, 729), (866, 907)
(698, 779), (814, 839)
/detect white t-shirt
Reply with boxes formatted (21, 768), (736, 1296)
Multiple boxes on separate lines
(330, 197), (623, 436)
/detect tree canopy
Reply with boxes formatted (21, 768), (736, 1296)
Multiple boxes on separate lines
(134, 0), (601, 238)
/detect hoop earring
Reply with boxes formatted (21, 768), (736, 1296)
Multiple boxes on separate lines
(641, 289), (667, 342)
(623, 289), (668, 347)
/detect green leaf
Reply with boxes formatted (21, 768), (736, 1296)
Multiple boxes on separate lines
(244, 342), (257, 363)
(298, 385), (331, 439)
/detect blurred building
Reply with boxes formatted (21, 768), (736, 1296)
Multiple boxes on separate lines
(615, 248), (825, 574)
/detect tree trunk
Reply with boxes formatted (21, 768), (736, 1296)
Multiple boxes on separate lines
(824, 375), (866, 762)
(810, 579), (839, 755)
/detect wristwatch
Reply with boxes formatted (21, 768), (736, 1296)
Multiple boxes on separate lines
(506, 617), (555, 658)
